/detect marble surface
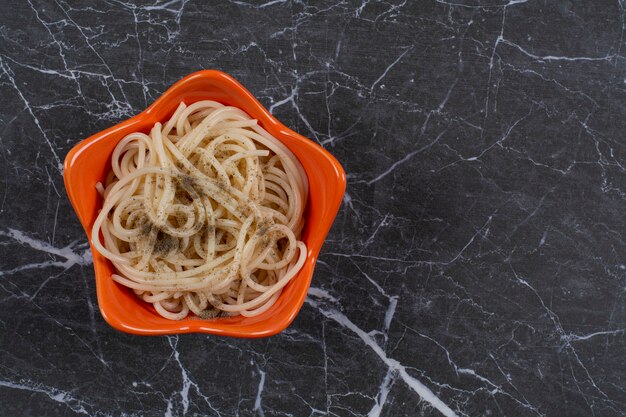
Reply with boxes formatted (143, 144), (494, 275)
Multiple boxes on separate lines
(1, 0), (625, 416)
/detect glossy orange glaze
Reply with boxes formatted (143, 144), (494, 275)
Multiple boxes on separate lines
(63, 70), (346, 337)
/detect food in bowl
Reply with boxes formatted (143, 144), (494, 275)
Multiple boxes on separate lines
(91, 100), (308, 320)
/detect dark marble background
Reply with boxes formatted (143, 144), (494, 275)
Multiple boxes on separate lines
(1, 0), (625, 416)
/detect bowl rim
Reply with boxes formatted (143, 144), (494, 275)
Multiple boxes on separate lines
(63, 69), (346, 337)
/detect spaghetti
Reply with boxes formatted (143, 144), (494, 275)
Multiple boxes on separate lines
(91, 100), (308, 320)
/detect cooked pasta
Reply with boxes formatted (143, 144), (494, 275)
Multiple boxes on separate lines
(91, 100), (308, 319)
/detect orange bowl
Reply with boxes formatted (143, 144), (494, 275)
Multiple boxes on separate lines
(63, 70), (346, 337)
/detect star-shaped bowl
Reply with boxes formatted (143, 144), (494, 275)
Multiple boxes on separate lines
(64, 70), (346, 337)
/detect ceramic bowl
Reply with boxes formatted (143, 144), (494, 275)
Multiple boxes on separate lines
(64, 70), (346, 337)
